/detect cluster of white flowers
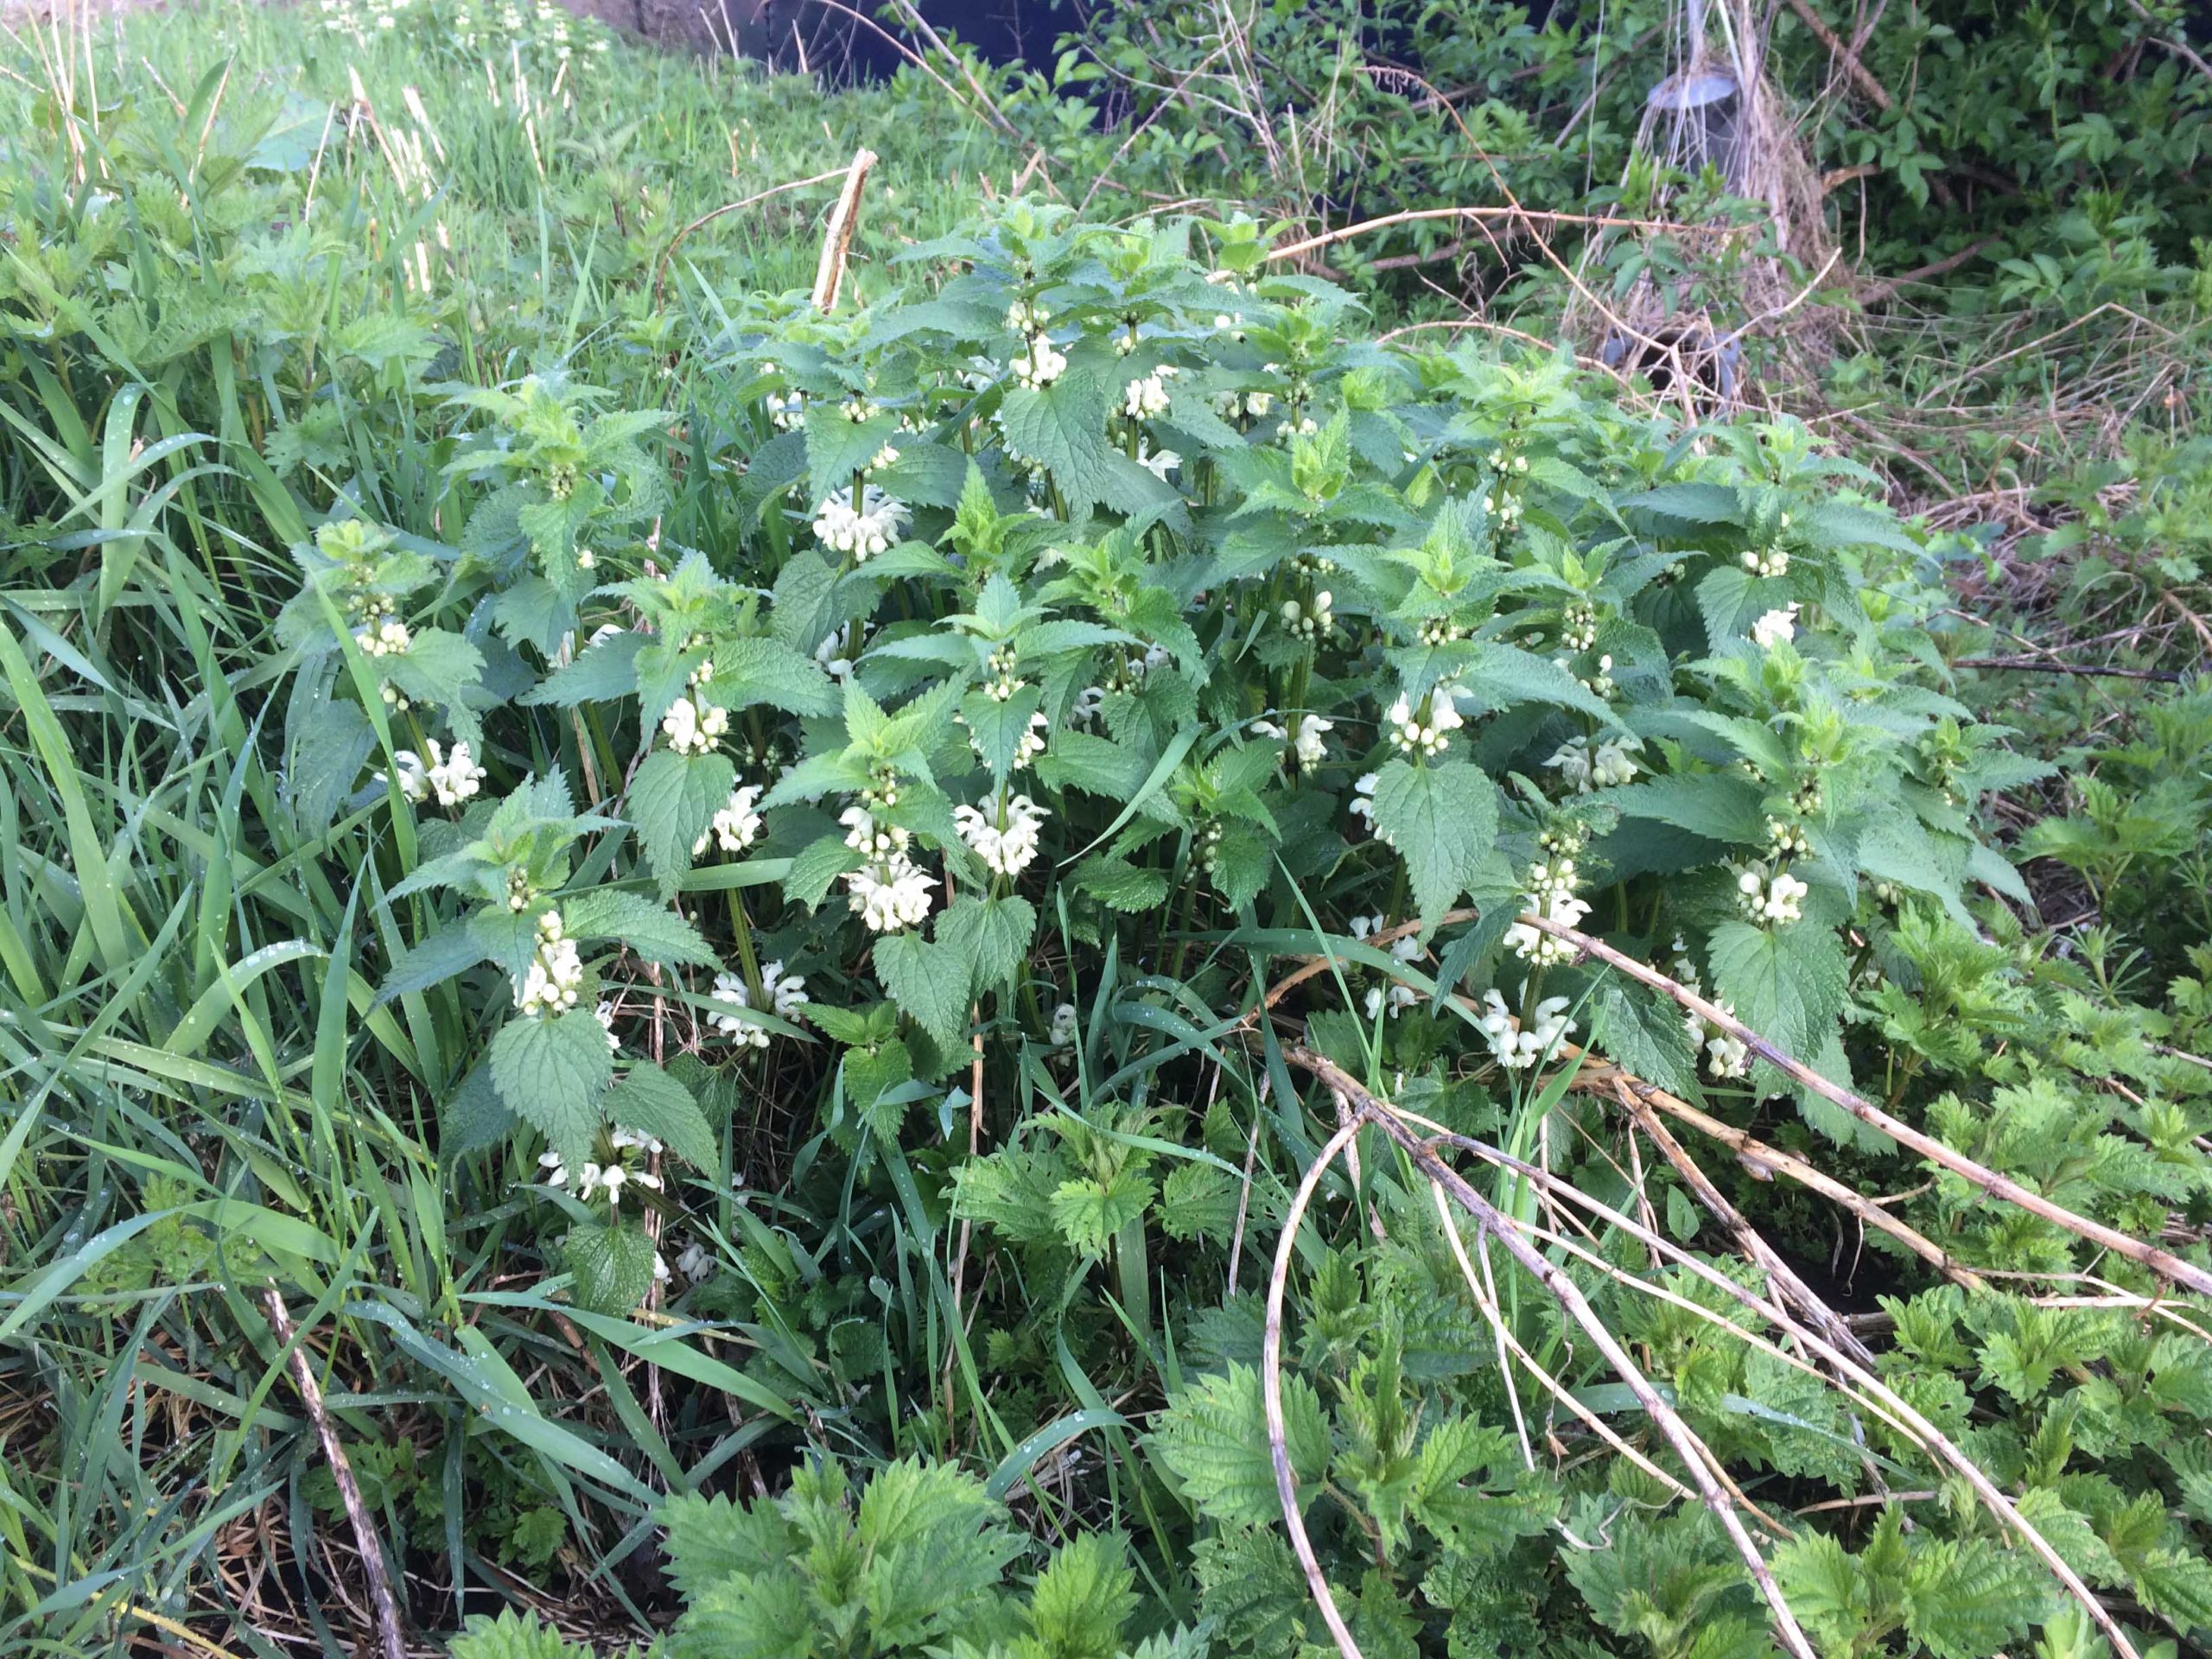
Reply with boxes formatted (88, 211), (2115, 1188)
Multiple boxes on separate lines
(1136, 440), (1181, 482)
(378, 738), (486, 808)
(1346, 914), (1423, 1019)
(1545, 735), (1640, 794)
(864, 442), (900, 474)
(595, 998), (620, 1052)
(842, 806), (909, 858)
(710, 961), (809, 1047)
(1569, 653), (1617, 699)
(956, 793), (1048, 879)
(1734, 864), (1808, 927)
(1292, 713), (1332, 771)
(1742, 544), (1790, 579)
(1012, 333), (1067, 390)
(693, 785), (764, 857)
(660, 691), (728, 756)
(517, 911), (583, 1017)
(1503, 887), (1592, 967)
(539, 1128), (665, 1211)
(1417, 616), (1466, 647)
(709, 970), (766, 1048)
(1489, 449), (1529, 477)
(982, 645), (1022, 702)
(812, 486), (910, 560)
(1122, 368), (1176, 419)
(1751, 605), (1801, 650)
(1668, 938), (1749, 1077)
(1560, 602), (1599, 653)
(1006, 299), (1049, 334)
(1275, 416), (1319, 442)
(1049, 1001), (1079, 1048)
(1068, 685), (1106, 728)
(1478, 991), (1575, 1071)
(674, 1237), (716, 1282)
(1483, 489), (1523, 528)
(1348, 770), (1378, 829)
(845, 846), (937, 932)
(1766, 817), (1810, 858)
(1280, 590), (1334, 640)
(765, 387), (805, 430)
(354, 618), (412, 658)
(1385, 685), (1465, 760)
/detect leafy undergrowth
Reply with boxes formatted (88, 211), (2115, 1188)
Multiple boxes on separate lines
(1, 5), (2209, 1659)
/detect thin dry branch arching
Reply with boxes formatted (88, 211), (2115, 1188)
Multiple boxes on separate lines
(1275, 1054), (1820, 1657)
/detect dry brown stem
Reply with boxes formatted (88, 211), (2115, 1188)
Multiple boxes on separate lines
(812, 147), (878, 315)
(261, 1287), (405, 1659)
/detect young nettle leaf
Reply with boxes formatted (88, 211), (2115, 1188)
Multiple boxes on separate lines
(1372, 758), (1499, 931)
(960, 683), (1046, 781)
(378, 924), (493, 1004)
(628, 747), (737, 898)
(937, 894), (1036, 995)
(563, 1218), (658, 1315)
(521, 627), (646, 709)
(842, 1038), (915, 1140)
(560, 889), (715, 969)
(874, 930), (972, 1055)
(1149, 1362), (1331, 1528)
(1048, 1166), (1156, 1255)
(490, 1010), (613, 1170)
(602, 1061), (716, 1171)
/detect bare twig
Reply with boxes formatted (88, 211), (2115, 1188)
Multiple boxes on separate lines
(1516, 912), (2212, 1301)
(1782, 0), (1893, 108)
(261, 1287), (405, 1659)
(1953, 656), (2182, 683)
(652, 166), (850, 306)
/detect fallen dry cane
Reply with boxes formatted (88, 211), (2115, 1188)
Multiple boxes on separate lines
(1263, 1062), (1819, 1659)
(261, 1286), (406, 1659)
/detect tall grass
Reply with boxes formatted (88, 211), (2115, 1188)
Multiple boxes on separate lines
(0, 3), (1022, 1644)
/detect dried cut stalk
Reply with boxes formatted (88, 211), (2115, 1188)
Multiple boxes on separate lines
(262, 1287), (406, 1659)
(811, 148), (878, 315)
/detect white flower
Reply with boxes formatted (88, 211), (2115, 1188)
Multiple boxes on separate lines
(1364, 982), (1421, 1020)
(812, 486), (910, 560)
(1385, 686), (1463, 760)
(1592, 738), (1640, 789)
(1742, 545), (1790, 579)
(765, 388), (806, 429)
(759, 960), (809, 1018)
(815, 622), (860, 680)
(1136, 440), (1180, 482)
(710, 970), (769, 1048)
(1751, 605), (1801, 650)
(1734, 865), (1808, 926)
(1006, 298), (1049, 334)
(1293, 713), (1332, 771)
(1123, 372), (1173, 419)
(1012, 332), (1067, 390)
(841, 805), (909, 858)
(660, 692), (728, 756)
(845, 854), (936, 932)
(1478, 991), (1576, 1071)
(675, 1237), (715, 1281)
(955, 792), (1049, 879)
(595, 998), (620, 1052)
(537, 1149), (569, 1187)
(377, 748), (430, 803)
(694, 785), (765, 855)
(1348, 771), (1379, 828)
(1281, 589), (1333, 640)
(1048, 1001), (1078, 1049)
(1683, 998), (1751, 1078)
(1503, 890), (1592, 967)
(1250, 719), (1287, 741)
(353, 618), (412, 658)
(423, 739), (486, 807)
(1070, 685), (1105, 728)
(1546, 735), (1638, 794)
(515, 912), (583, 1016)
(1244, 390), (1274, 418)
